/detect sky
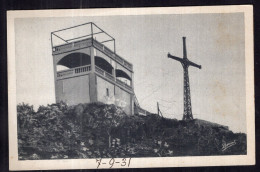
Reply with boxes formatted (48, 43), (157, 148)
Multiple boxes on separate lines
(15, 12), (246, 133)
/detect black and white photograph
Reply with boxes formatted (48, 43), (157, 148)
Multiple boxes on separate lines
(8, 6), (254, 170)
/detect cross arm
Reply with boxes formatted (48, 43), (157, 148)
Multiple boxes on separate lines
(168, 53), (184, 63)
(187, 60), (202, 69)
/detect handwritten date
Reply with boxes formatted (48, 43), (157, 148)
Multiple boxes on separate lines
(96, 158), (131, 168)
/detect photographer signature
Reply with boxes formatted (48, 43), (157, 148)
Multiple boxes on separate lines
(222, 140), (236, 152)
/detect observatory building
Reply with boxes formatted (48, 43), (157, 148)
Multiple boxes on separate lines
(51, 22), (135, 115)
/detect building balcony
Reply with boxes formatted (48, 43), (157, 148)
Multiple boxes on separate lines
(57, 65), (91, 80)
(94, 66), (133, 93)
(57, 65), (133, 93)
(52, 38), (133, 72)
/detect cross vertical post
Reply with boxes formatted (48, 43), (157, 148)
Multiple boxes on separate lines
(168, 37), (201, 120)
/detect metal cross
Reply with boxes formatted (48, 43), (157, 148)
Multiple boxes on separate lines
(168, 37), (201, 120)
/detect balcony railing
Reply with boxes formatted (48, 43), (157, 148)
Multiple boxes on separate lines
(57, 65), (91, 79)
(125, 83), (132, 90)
(75, 65), (91, 74)
(115, 54), (124, 64)
(116, 79), (125, 87)
(92, 39), (133, 71)
(95, 66), (115, 81)
(116, 79), (132, 91)
(95, 66), (105, 75)
(57, 65), (132, 92)
(94, 66), (132, 92)
(105, 72), (115, 81)
(53, 38), (133, 71)
(93, 39), (104, 51)
(57, 69), (74, 78)
(104, 46), (114, 58)
(54, 43), (73, 52)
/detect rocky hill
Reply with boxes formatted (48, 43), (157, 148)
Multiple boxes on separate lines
(17, 102), (246, 160)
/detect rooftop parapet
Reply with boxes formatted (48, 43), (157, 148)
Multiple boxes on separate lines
(51, 22), (133, 71)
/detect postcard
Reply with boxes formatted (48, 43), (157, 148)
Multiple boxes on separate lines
(8, 5), (254, 170)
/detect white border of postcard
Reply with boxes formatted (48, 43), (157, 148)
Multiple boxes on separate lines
(8, 5), (255, 170)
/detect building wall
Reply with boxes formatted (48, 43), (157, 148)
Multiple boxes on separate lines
(115, 86), (131, 115)
(96, 75), (132, 115)
(96, 76), (115, 105)
(56, 75), (90, 105)
(53, 45), (133, 115)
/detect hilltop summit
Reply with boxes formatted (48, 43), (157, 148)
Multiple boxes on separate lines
(17, 102), (246, 160)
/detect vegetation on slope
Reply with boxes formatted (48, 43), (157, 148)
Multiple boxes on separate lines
(17, 102), (246, 160)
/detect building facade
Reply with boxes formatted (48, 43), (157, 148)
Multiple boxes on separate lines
(51, 23), (134, 115)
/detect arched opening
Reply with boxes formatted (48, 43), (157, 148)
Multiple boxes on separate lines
(115, 69), (132, 86)
(95, 56), (114, 75)
(57, 53), (91, 71)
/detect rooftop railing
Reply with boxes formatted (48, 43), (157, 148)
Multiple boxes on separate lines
(51, 22), (133, 72)
(92, 39), (133, 71)
(52, 38), (92, 55)
(53, 38), (133, 72)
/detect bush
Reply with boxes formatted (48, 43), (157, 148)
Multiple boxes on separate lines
(17, 102), (247, 159)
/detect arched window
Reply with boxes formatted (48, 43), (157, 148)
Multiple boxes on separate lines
(95, 56), (114, 74)
(115, 69), (131, 85)
(57, 53), (91, 71)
